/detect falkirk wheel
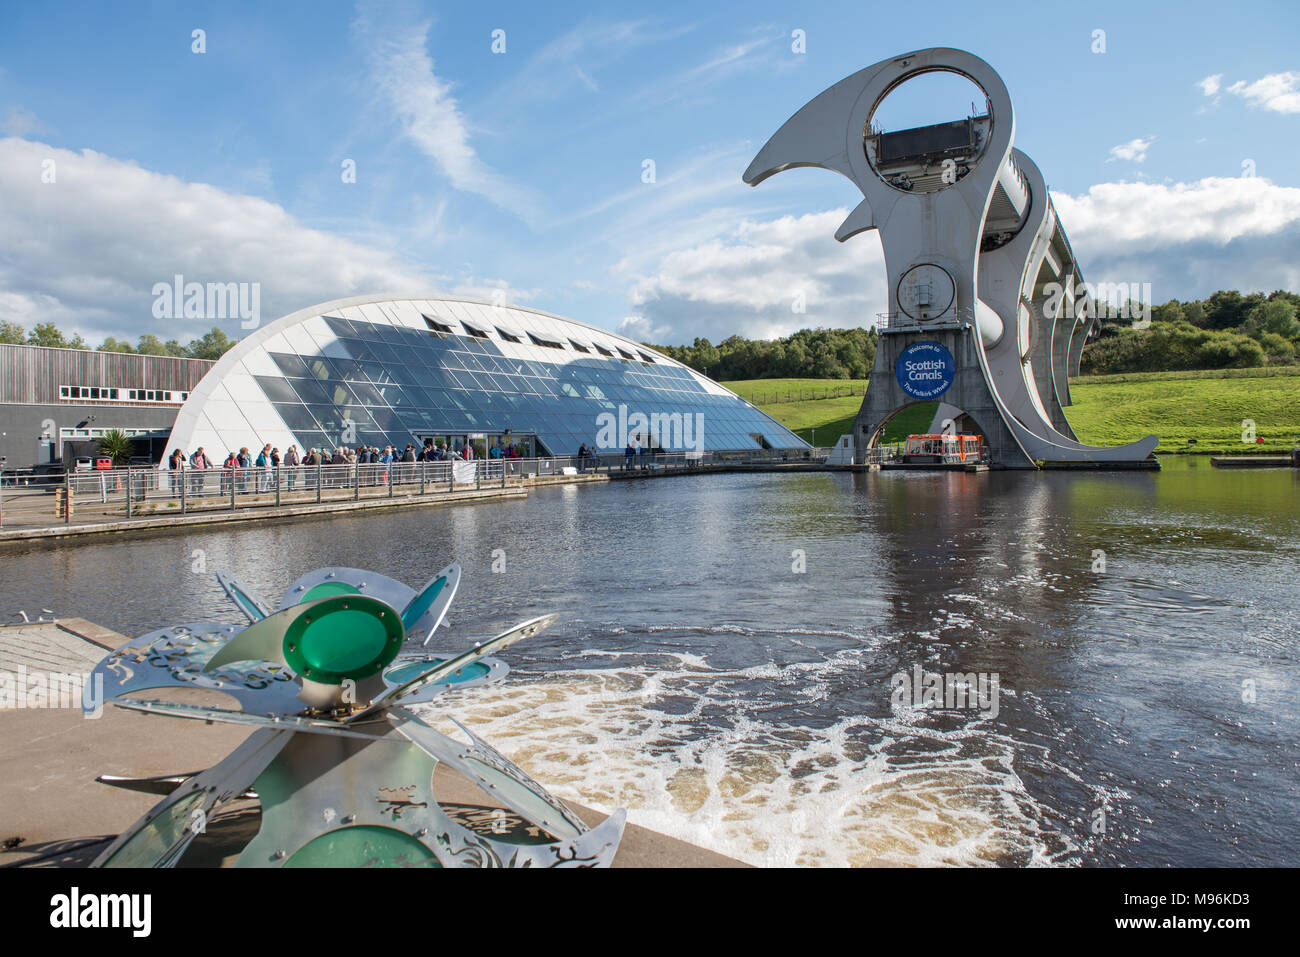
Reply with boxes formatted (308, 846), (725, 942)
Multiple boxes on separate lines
(744, 47), (1158, 468)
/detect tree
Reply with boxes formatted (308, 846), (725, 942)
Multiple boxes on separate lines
(187, 327), (237, 360)
(97, 429), (134, 467)
(1245, 299), (1300, 339)
(98, 336), (137, 354)
(0, 321), (26, 344)
(136, 334), (169, 356)
(27, 322), (71, 348)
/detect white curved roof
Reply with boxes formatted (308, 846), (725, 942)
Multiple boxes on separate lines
(165, 294), (806, 459)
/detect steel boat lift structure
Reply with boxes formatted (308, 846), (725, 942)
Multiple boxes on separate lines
(744, 47), (1158, 468)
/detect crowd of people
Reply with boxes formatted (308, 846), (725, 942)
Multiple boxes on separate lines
(166, 437), (525, 496)
(164, 435), (660, 497)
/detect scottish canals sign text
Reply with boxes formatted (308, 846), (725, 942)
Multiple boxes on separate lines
(895, 341), (955, 399)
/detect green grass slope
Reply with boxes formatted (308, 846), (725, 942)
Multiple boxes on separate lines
(1067, 368), (1300, 454)
(724, 368), (1300, 454)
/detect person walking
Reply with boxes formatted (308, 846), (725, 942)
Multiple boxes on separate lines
(189, 446), (210, 497)
(255, 445), (270, 493)
(221, 451), (236, 496)
(284, 444), (299, 490)
(169, 447), (185, 496)
(237, 447), (252, 494)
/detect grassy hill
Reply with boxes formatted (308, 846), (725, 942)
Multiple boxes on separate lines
(1068, 367), (1300, 454)
(722, 378), (933, 446)
(726, 368), (1300, 454)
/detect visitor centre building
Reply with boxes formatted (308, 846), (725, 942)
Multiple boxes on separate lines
(162, 295), (807, 464)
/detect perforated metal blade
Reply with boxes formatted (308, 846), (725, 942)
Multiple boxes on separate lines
(214, 569), (272, 623)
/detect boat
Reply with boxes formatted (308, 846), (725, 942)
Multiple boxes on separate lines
(901, 433), (985, 465)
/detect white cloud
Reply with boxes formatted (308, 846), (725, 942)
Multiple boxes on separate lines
(1052, 176), (1300, 250)
(625, 209), (888, 344)
(1196, 73), (1222, 97)
(0, 137), (438, 341)
(1, 106), (45, 137)
(627, 176), (1300, 345)
(1226, 71), (1300, 114)
(1054, 176), (1300, 297)
(447, 277), (541, 305)
(1107, 136), (1155, 163)
(353, 13), (538, 219)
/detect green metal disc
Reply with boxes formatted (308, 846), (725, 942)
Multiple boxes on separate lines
(282, 825), (439, 868)
(301, 581), (361, 602)
(281, 595), (404, 684)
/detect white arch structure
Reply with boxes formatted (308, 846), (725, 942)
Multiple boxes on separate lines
(744, 47), (1156, 467)
(164, 294), (806, 462)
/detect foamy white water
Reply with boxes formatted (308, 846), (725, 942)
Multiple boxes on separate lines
(417, 637), (1079, 867)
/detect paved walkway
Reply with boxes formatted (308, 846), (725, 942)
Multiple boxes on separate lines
(0, 482), (531, 544)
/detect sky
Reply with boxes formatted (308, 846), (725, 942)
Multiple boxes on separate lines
(1, 0), (1298, 348)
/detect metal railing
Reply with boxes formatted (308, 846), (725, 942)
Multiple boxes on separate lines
(0, 447), (828, 530)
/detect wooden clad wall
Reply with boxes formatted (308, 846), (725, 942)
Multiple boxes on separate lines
(0, 344), (214, 404)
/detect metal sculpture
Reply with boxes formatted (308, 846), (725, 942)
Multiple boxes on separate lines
(85, 563), (626, 867)
(744, 47), (1158, 468)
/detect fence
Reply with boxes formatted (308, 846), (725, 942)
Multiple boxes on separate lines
(733, 385), (867, 406)
(0, 447), (830, 529)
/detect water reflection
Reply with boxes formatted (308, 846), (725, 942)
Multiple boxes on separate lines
(1, 459), (1296, 866)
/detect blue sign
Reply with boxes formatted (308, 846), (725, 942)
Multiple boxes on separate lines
(895, 341), (955, 399)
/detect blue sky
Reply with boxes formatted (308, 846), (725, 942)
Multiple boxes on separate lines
(1, 0), (1298, 346)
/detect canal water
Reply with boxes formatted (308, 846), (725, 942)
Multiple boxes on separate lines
(2, 457), (1296, 866)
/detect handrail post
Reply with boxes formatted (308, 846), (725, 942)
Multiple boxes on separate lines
(275, 466), (281, 507)
(230, 468), (236, 511)
(179, 466), (186, 514)
(316, 462), (322, 503)
(420, 461), (426, 495)
(354, 459), (360, 501)
(388, 463), (394, 497)
(125, 467), (132, 518)
(64, 469), (71, 526)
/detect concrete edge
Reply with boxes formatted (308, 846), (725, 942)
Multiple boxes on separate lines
(0, 485), (528, 545)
